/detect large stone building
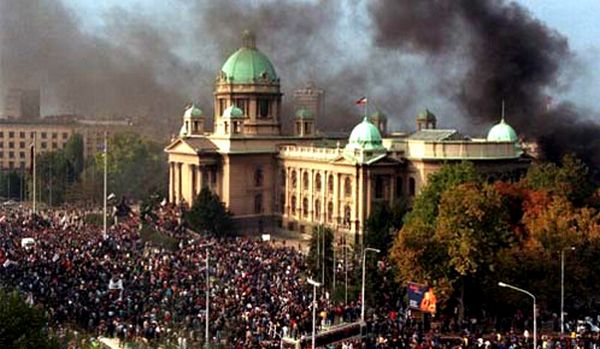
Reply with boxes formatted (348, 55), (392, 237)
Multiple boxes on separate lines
(165, 32), (530, 237)
(0, 115), (132, 171)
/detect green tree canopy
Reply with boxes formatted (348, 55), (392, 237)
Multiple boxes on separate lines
(185, 187), (234, 236)
(0, 289), (59, 349)
(307, 225), (334, 290)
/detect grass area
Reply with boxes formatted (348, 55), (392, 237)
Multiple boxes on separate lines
(139, 225), (179, 251)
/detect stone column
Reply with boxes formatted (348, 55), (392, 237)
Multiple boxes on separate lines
(169, 162), (174, 203)
(177, 163), (183, 203)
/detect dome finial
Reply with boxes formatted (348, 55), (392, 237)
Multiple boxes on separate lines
(242, 30), (256, 49)
(501, 100), (506, 123)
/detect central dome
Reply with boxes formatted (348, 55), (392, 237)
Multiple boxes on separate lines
(220, 31), (278, 84)
(346, 116), (384, 150)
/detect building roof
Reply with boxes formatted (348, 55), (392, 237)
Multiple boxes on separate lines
(408, 129), (462, 141)
(487, 118), (518, 142)
(220, 31), (278, 84)
(346, 116), (385, 151)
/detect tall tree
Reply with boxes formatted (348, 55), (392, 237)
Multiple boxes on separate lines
(0, 289), (59, 349)
(307, 225), (334, 290)
(185, 187), (234, 236)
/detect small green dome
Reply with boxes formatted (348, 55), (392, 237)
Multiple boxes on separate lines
(220, 31), (278, 84)
(184, 104), (203, 119)
(222, 105), (244, 119)
(295, 108), (314, 119)
(347, 117), (384, 150)
(417, 108), (436, 121)
(487, 118), (518, 142)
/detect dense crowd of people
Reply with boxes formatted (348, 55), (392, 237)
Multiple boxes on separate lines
(2, 204), (600, 349)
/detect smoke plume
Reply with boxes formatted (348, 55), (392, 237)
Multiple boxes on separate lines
(1, 0), (599, 167)
(369, 0), (600, 165)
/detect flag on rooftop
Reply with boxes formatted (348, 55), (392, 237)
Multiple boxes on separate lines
(355, 97), (368, 105)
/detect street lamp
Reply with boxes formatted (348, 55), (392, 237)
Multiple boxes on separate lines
(200, 242), (215, 348)
(340, 244), (353, 306)
(361, 247), (380, 322)
(308, 278), (322, 349)
(498, 282), (536, 349)
(561, 246), (576, 334)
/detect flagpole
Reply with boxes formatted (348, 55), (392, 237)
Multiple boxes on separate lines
(364, 97), (368, 119)
(32, 132), (36, 215)
(103, 131), (108, 238)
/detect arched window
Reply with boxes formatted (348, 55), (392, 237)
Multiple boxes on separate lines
(315, 173), (322, 192)
(280, 193), (285, 213)
(303, 172), (309, 190)
(344, 177), (352, 197)
(258, 99), (269, 118)
(281, 169), (286, 187)
(254, 167), (263, 187)
(291, 170), (297, 188)
(396, 176), (403, 197)
(291, 196), (297, 215)
(343, 205), (351, 227)
(315, 199), (321, 220)
(302, 198), (309, 218)
(409, 177), (416, 196)
(327, 202), (333, 222)
(254, 194), (263, 214)
(328, 174), (334, 194)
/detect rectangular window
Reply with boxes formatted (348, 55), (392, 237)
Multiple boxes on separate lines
(19, 142), (25, 148)
(62, 132), (69, 139)
(8, 131), (14, 138)
(19, 161), (25, 169)
(0, 132), (3, 138)
(8, 142), (14, 149)
(258, 99), (269, 118)
(0, 143), (3, 148)
(0, 151), (3, 158)
(52, 142), (58, 149)
(41, 132), (47, 139)
(9, 151), (14, 159)
(19, 151), (25, 159)
(41, 142), (47, 149)
(19, 132), (25, 138)
(8, 161), (14, 169)
(52, 133), (57, 139)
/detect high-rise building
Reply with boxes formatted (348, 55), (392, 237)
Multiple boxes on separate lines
(2, 88), (41, 119)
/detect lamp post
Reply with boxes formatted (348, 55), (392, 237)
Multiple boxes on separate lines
(361, 247), (380, 322)
(103, 131), (108, 238)
(561, 246), (575, 334)
(308, 278), (322, 349)
(340, 244), (353, 306)
(498, 282), (536, 349)
(200, 242), (215, 348)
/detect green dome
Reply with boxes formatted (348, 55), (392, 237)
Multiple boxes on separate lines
(487, 118), (518, 142)
(220, 32), (278, 84)
(184, 104), (202, 119)
(295, 108), (314, 119)
(417, 108), (436, 121)
(347, 117), (384, 150)
(222, 105), (244, 119)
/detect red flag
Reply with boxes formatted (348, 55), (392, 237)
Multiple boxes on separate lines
(355, 97), (368, 105)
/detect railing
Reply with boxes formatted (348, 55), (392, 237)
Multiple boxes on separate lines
(406, 140), (520, 160)
(279, 145), (342, 160)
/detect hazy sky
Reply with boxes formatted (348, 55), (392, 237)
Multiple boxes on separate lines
(64, 0), (599, 113)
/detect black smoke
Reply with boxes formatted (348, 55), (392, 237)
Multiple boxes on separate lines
(369, 0), (600, 166)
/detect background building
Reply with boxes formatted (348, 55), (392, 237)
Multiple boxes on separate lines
(166, 32), (531, 237)
(1, 88), (41, 120)
(0, 115), (132, 171)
